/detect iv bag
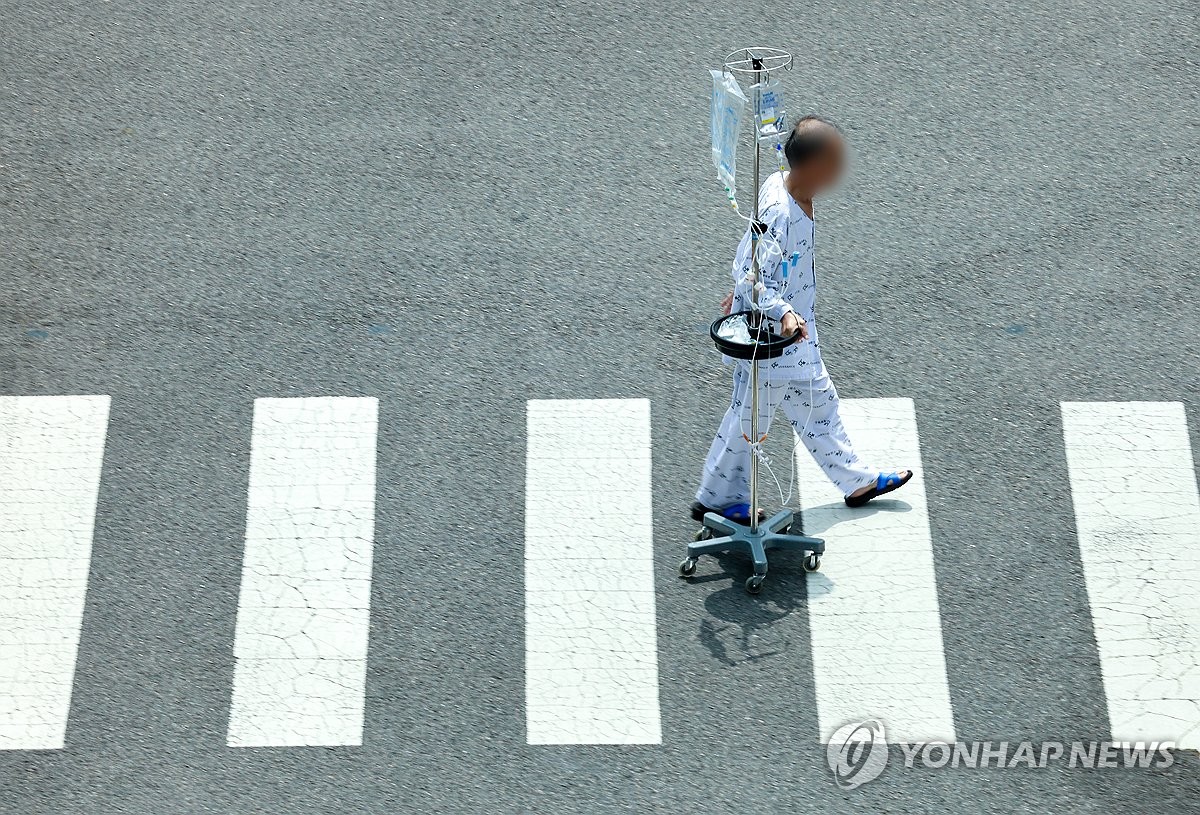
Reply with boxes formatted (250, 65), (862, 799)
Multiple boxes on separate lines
(710, 69), (748, 195)
(753, 79), (786, 142)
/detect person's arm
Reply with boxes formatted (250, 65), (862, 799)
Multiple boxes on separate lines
(729, 210), (806, 336)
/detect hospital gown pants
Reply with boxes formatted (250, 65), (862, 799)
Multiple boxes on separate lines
(696, 363), (878, 508)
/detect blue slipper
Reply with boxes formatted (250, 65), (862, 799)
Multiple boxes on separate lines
(844, 471), (913, 508)
(690, 501), (766, 523)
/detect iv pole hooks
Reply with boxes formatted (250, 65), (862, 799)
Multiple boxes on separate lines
(721, 46), (794, 77)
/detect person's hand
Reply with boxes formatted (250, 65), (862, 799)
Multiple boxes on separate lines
(781, 311), (808, 340)
(719, 291), (733, 315)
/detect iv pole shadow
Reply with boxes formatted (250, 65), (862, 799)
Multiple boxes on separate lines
(689, 498), (914, 664)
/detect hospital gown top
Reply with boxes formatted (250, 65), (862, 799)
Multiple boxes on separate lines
(727, 171), (827, 382)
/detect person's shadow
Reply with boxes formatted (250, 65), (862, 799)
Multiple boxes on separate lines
(692, 498), (913, 666)
(796, 497), (912, 537)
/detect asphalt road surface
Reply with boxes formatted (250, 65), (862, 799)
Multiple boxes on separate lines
(3, 0), (1199, 812)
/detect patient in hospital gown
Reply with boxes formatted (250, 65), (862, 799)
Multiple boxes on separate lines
(694, 116), (913, 522)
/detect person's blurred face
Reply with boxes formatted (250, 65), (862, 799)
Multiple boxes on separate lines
(808, 133), (846, 194)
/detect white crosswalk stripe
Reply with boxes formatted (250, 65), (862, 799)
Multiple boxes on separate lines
(523, 399), (661, 745)
(1061, 401), (1200, 750)
(0, 395), (110, 750)
(226, 397), (379, 748)
(795, 398), (957, 743)
(5, 393), (1200, 752)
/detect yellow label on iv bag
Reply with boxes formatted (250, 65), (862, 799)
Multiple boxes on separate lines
(753, 79), (787, 141)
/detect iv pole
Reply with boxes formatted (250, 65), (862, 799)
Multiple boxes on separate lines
(747, 54), (764, 536)
(680, 46), (826, 595)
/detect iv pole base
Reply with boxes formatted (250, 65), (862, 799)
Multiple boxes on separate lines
(679, 509), (825, 594)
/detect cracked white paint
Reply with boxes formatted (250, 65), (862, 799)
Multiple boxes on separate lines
(1062, 401), (1200, 749)
(524, 399), (661, 744)
(0, 395), (110, 750)
(796, 398), (956, 743)
(227, 397), (377, 747)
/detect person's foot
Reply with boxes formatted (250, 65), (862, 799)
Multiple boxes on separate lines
(845, 470), (913, 508)
(690, 500), (767, 523)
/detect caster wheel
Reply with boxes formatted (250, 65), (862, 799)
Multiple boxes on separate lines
(745, 575), (765, 594)
(803, 553), (822, 572)
(694, 527), (713, 542)
(678, 557), (698, 578)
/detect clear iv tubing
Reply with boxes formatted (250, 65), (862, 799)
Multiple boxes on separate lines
(723, 146), (785, 217)
(729, 213), (819, 510)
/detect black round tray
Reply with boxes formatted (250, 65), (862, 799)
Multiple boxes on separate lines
(710, 310), (800, 360)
